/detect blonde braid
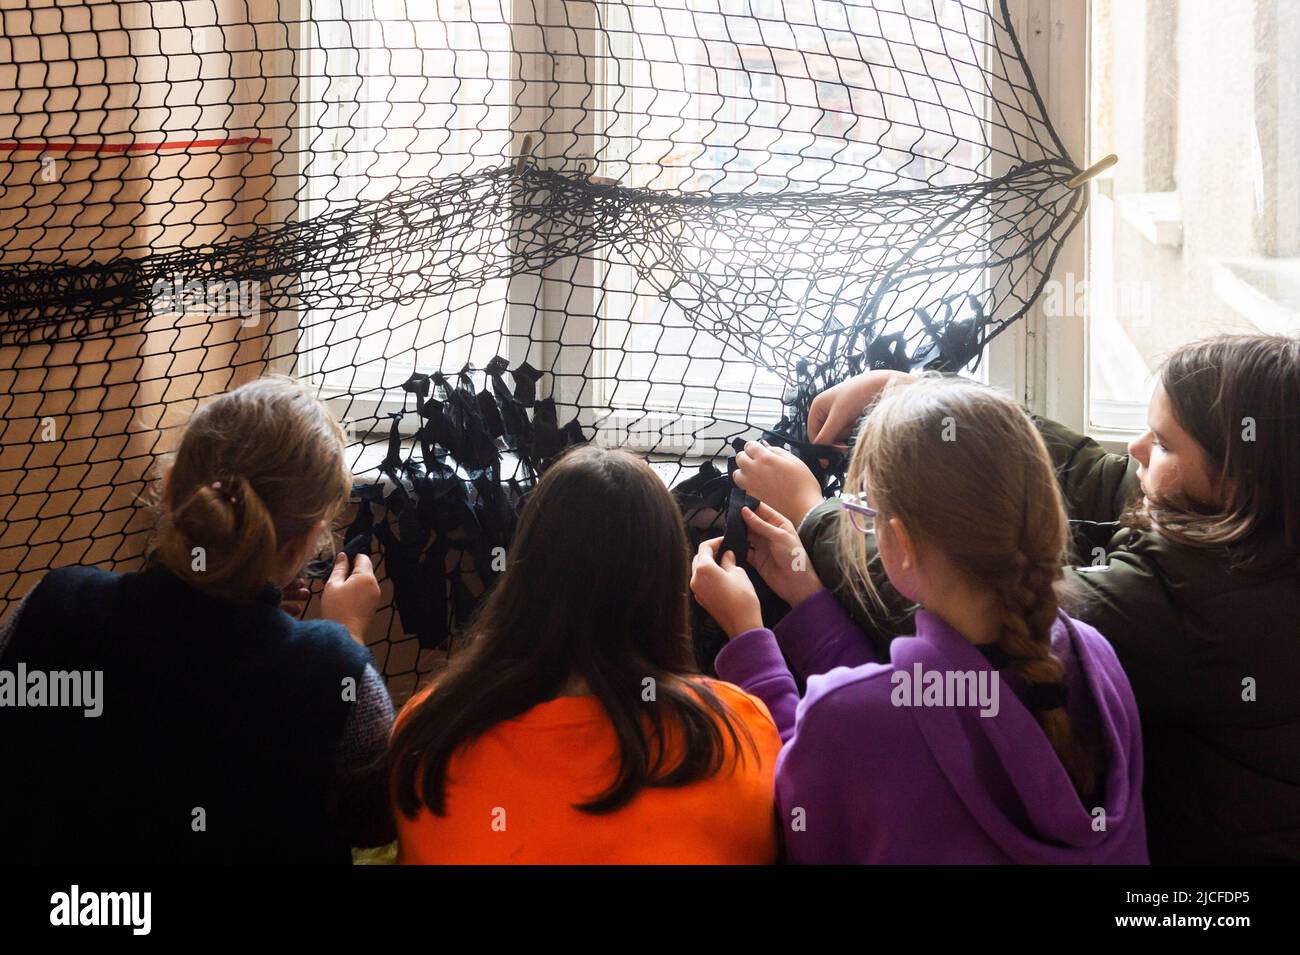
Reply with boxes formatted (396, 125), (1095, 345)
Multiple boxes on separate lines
(995, 552), (1096, 797)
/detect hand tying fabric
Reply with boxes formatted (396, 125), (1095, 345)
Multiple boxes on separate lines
(738, 503), (825, 608)
(732, 440), (822, 526)
(806, 370), (915, 445)
(321, 552), (381, 646)
(689, 537), (762, 639)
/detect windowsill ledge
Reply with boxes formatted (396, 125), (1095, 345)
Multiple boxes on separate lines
(1211, 257), (1300, 335)
(1115, 191), (1183, 248)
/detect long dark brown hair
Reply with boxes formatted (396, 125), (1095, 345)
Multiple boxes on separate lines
(388, 444), (756, 818)
(1132, 334), (1300, 568)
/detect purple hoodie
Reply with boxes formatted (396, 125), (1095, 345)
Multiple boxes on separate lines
(715, 589), (1148, 864)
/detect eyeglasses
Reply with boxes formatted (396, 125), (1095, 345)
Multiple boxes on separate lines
(840, 490), (877, 534)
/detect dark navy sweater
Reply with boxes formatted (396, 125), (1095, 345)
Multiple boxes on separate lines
(0, 564), (373, 863)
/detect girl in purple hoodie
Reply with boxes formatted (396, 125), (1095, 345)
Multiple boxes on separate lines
(691, 375), (1149, 864)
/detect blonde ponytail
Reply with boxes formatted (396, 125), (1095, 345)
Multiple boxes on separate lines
(152, 377), (351, 603)
(155, 475), (280, 602)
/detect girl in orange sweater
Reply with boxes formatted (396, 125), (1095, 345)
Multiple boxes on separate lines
(388, 445), (781, 864)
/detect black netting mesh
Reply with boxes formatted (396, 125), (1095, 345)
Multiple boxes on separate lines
(0, 0), (1084, 697)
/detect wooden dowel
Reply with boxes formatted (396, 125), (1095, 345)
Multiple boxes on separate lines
(1066, 153), (1118, 189)
(513, 133), (534, 175)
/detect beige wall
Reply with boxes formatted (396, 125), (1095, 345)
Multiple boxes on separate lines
(0, 1), (292, 614)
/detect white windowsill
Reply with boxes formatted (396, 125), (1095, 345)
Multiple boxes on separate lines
(1115, 191), (1183, 248)
(1211, 257), (1300, 335)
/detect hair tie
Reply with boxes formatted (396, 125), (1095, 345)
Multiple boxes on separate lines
(211, 480), (237, 505)
(976, 643), (1012, 669)
(1024, 681), (1068, 712)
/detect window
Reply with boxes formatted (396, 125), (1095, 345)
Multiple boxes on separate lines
(298, 0), (514, 413)
(1086, 0), (1300, 433)
(587, 0), (998, 451)
(289, 0), (1046, 455)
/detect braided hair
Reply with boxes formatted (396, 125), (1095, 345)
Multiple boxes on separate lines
(839, 373), (1101, 798)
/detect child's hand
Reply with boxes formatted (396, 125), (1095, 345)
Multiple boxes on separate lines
(281, 577), (311, 617)
(807, 370), (915, 445)
(690, 538), (763, 639)
(741, 503), (825, 608)
(733, 441), (823, 526)
(321, 552), (381, 645)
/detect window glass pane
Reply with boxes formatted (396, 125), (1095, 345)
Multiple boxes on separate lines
(595, 0), (995, 434)
(300, 1), (514, 396)
(1088, 0), (1300, 432)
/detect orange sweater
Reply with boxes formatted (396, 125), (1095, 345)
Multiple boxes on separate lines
(394, 679), (781, 864)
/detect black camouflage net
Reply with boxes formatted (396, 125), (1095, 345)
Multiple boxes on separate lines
(0, 0), (1085, 694)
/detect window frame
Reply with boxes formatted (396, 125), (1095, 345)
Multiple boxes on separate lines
(988, 0), (1108, 447)
(1067, 0), (1300, 450)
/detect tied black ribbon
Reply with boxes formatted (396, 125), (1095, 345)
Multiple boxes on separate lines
(975, 643), (1069, 712)
(1023, 681), (1069, 712)
(349, 358), (588, 650)
(303, 483), (382, 580)
(718, 438), (758, 569)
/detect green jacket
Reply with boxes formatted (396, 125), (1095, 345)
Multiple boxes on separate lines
(799, 415), (1300, 864)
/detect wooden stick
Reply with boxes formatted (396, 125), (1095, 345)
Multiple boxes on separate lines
(513, 133), (535, 175)
(1066, 153), (1118, 189)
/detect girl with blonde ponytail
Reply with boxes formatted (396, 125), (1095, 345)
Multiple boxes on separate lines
(0, 376), (393, 863)
(692, 374), (1148, 863)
